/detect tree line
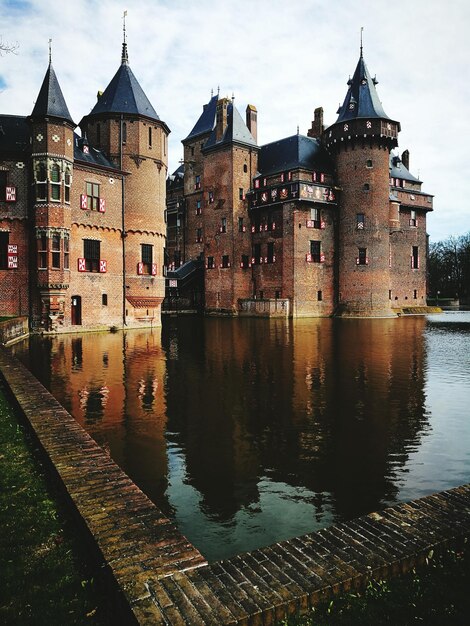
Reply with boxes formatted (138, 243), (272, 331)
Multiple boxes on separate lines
(428, 232), (470, 302)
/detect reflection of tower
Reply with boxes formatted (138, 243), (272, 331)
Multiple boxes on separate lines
(30, 55), (75, 330)
(325, 47), (400, 317)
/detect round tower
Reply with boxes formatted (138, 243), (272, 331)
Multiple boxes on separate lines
(80, 34), (170, 325)
(325, 48), (400, 317)
(29, 54), (75, 330)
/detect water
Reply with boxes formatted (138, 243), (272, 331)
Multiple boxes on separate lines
(12, 313), (470, 561)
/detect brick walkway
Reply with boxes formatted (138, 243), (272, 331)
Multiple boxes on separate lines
(1, 346), (469, 625)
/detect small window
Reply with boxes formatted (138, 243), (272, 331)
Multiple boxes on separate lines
(414, 289), (418, 299)
(191, 146), (195, 156)
(357, 247), (368, 265)
(366, 159), (373, 168)
(63, 237), (69, 270)
(86, 182), (100, 211)
(356, 213), (365, 229)
(51, 233), (61, 269)
(389, 290), (392, 300)
(102, 293), (108, 306)
(0, 231), (10, 269)
(410, 210), (417, 227)
(209, 190), (214, 204)
(207, 256), (215, 269)
(220, 217), (227, 233)
(37, 234), (47, 269)
(196, 227), (202, 243)
(83, 239), (100, 272)
(50, 163), (61, 201)
(238, 217), (245, 232)
(239, 188), (244, 200)
(64, 167), (71, 203)
(195, 175), (201, 190)
(275, 290), (280, 299)
(141, 243), (153, 273)
(311, 207), (320, 229)
(317, 290), (323, 301)
(310, 240), (321, 263)
(149, 127), (152, 148)
(222, 255), (230, 268)
(267, 242), (275, 263)
(411, 246), (419, 269)
(241, 254), (249, 269)
(243, 164), (248, 173)
(363, 183), (370, 191)
(196, 200), (202, 215)
(122, 122), (127, 144)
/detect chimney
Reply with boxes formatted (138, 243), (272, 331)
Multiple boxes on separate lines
(401, 149), (410, 170)
(307, 107), (324, 139)
(246, 104), (258, 143)
(216, 98), (229, 142)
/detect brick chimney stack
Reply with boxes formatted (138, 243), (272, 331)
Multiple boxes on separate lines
(307, 107), (324, 139)
(246, 104), (258, 143)
(401, 149), (410, 170)
(216, 98), (229, 142)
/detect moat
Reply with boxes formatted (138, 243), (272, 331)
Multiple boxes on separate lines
(12, 313), (470, 561)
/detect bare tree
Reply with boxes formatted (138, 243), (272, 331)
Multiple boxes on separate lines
(0, 37), (19, 56)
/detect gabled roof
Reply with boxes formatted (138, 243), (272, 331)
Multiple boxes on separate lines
(73, 133), (118, 170)
(204, 101), (257, 150)
(0, 115), (30, 154)
(183, 95), (218, 143)
(258, 134), (333, 177)
(335, 53), (391, 123)
(31, 62), (74, 125)
(390, 153), (421, 183)
(88, 45), (160, 122)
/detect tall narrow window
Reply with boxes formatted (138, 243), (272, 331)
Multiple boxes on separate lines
(0, 231), (9, 269)
(267, 242), (275, 263)
(196, 200), (202, 215)
(84, 239), (100, 272)
(207, 256), (214, 269)
(310, 240), (321, 263)
(357, 247), (368, 265)
(64, 167), (71, 203)
(317, 290), (323, 301)
(51, 233), (61, 269)
(412, 246), (419, 269)
(122, 122), (127, 144)
(195, 175), (201, 190)
(63, 237), (69, 270)
(36, 163), (47, 201)
(38, 234), (47, 269)
(196, 228), (202, 243)
(239, 187), (244, 200)
(141, 243), (153, 274)
(50, 163), (61, 201)
(311, 207), (320, 229)
(220, 217), (227, 233)
(410, 210), (417, 227)
(149, 127), (152, 148)
(238, 217), (245, 232)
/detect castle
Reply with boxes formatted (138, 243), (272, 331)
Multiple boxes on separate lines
(166, 48), (433, 318)
(1, 41), (433, 332)
(0, 40), (168, 332)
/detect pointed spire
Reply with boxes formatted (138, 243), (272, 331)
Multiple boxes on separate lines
(121, 10), (128, 64)
(31, 50), (74, 125)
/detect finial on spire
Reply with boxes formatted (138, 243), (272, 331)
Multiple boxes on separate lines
(232, 92), (235, 103)
(360, 26), (364, 58)
(211, 88), (213, 97)
(297, 124), (299, 135)
(121, 10), (129, 64)
(48, 38), (52, 64)
(217, 85), (220, 97)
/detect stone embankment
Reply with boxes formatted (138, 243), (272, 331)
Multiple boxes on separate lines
(1, 345), (469, 625)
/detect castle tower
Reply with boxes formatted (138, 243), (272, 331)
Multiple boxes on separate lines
(325, 48), (400, 317)
(29, 55), (75, 330)
(80, 34), (170, 325)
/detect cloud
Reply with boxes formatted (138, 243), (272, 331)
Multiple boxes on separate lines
(1, 0), (469, 241)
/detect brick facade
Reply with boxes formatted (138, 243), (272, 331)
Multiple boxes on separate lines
(167, 52), (433, 318)
(0, 45), (168, 332)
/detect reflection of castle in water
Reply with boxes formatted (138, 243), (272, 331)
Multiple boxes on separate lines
(162, 316), (429, 522)
(14, 315), (429, 528)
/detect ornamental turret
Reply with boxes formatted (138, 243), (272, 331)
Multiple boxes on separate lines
(30, 53), (75, 330)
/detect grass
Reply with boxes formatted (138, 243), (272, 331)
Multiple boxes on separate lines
(284, 541), (470, 625)
(0, 381), (114, 625)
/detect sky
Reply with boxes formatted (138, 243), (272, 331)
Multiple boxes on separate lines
(1, 0), (469, 243)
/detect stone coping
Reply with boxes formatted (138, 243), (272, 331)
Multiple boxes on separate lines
(1, 345), (469, 625)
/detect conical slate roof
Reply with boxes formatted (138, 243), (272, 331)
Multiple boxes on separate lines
(183, 95), (218, 142)
(335, 53), (390, 123)
(89, 44), (160, 122)
(31, 62), (74, 124)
